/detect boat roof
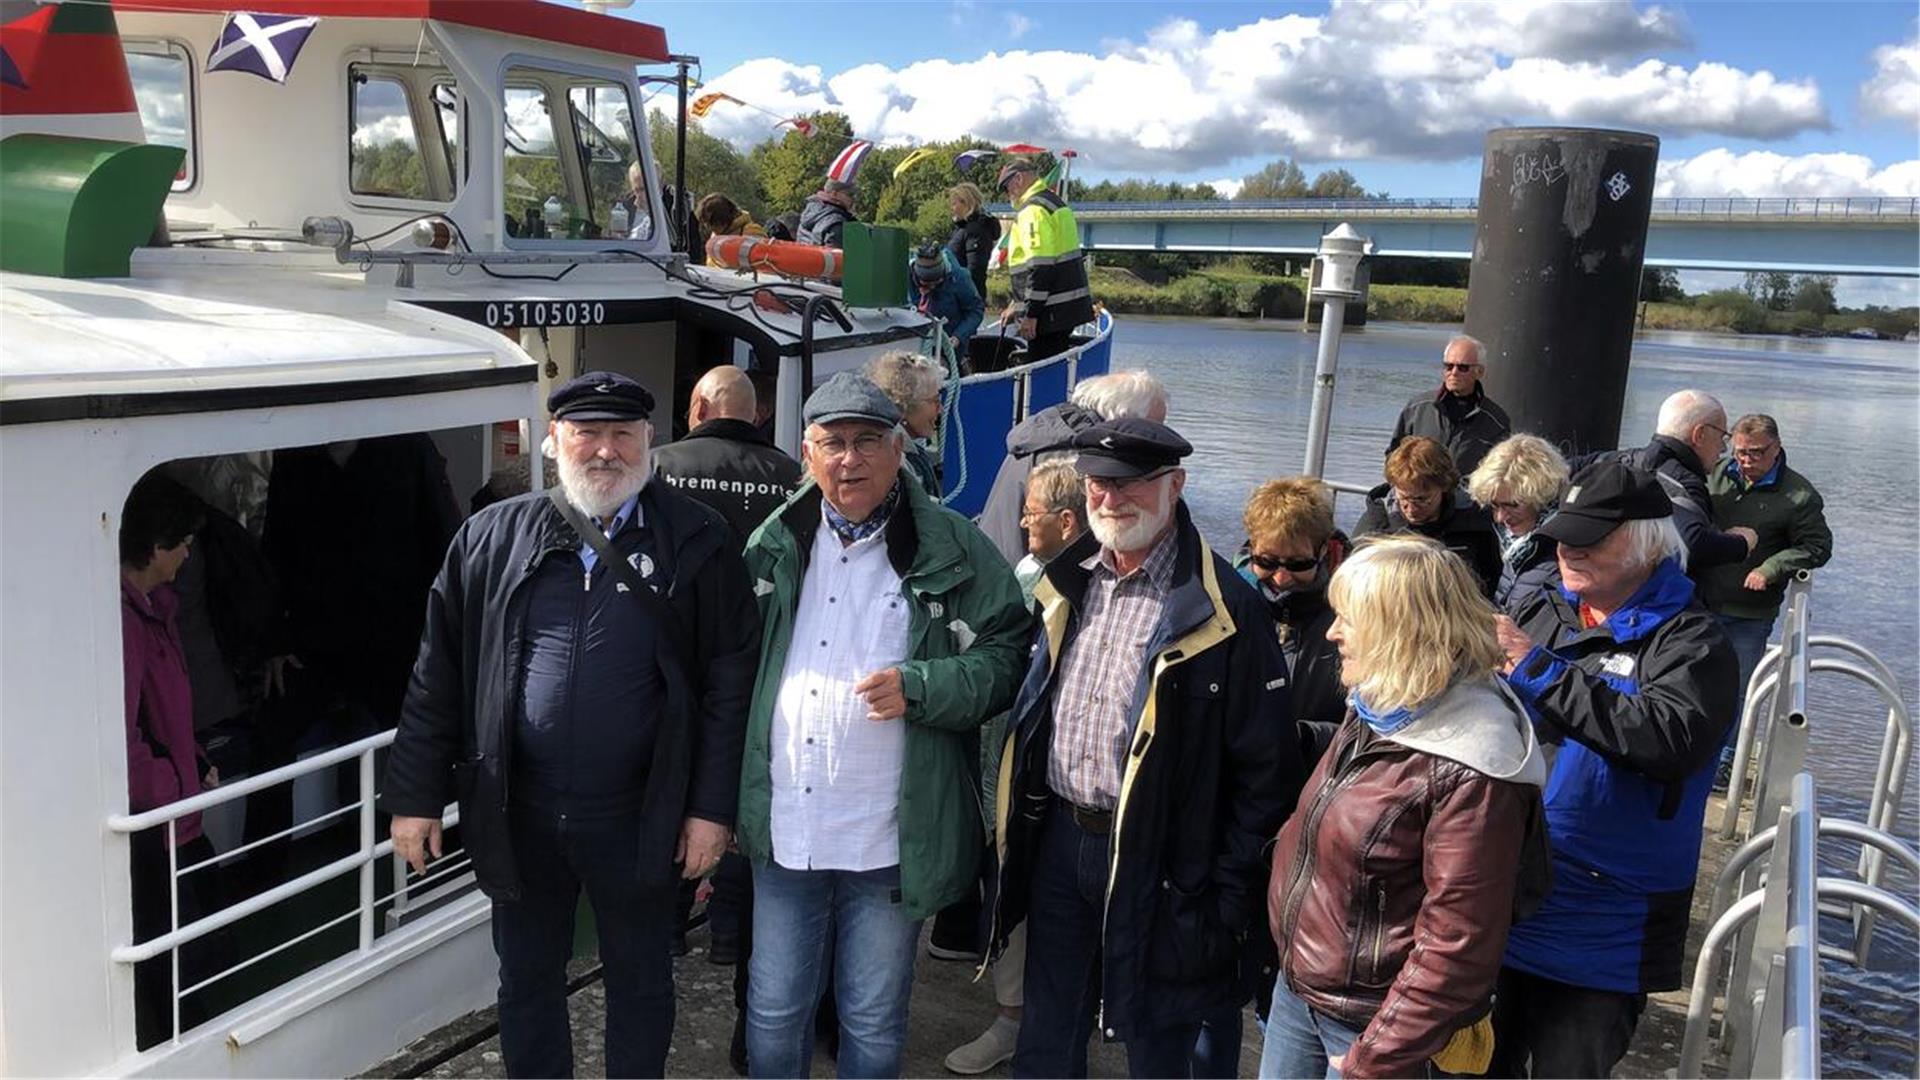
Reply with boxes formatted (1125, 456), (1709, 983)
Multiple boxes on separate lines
(0, 269), (536, 424)
(110, 0), (672, 63)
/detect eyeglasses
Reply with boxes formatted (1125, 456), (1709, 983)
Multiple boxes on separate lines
(1393, 488), (1444, 508)
(1084, 468), (1174, 498)
(1731, 443), (1778, 460)
(810, 432), (889, 459)
(1019, 505), (1063, 526)
(1490, 499), (1525, 512)
(1442, 362), (1481, 373)
(1702, 423), (1732, 447)
(1249, 550), (1320, 574)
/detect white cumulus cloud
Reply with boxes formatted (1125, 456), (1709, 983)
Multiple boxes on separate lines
(688, 1), (1827, 171)
(1205, 177), (1245, 198)
(1655, 149), (1920, 197)
(1860, 37), (1920, 123)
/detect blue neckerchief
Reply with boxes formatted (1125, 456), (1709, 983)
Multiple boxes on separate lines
(578, 490), (643, 573)
(824, 480), (900, 545)
(1351, 691), (1425, 736)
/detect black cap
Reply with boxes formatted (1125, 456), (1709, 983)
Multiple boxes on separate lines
(548, 370), (654, 422)
(1537, 459), (1673, 547)
(1071, 417), (1193, 479)
(803, 371), (902, 429)
(996, 157), (1036, 190)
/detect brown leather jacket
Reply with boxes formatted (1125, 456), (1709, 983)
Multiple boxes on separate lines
(1268, 709), (1541, 1078)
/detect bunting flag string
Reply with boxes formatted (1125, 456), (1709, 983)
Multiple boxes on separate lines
(953, 148), (997, 173)
(892, 146), (940, 180)
(827, 139), (874, 182)
(687, 90), (741, 120)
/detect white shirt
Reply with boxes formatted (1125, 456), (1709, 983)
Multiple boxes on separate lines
(768, 510), (913, 871)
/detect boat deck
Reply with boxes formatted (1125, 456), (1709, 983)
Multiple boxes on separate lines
(363, 794), (1769, 1080)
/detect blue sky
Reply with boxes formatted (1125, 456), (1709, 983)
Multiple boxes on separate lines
(616, 0), (1919, 301)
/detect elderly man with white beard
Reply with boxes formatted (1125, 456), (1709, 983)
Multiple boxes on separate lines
(988, 417), (1304, 1079)
(383, 371), (760, 1079)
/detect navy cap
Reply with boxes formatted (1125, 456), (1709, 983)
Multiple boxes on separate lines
(548, 370), (654, 422)
(1537, 459), (1673, 547)
(803, 371), (902, 429)
(1071, 417), (1193, 479)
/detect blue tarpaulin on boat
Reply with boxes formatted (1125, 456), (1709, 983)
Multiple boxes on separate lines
(1027, 358), (1070, 416)
(1076, 312), (1114, 380)
(940, 374), (1019, 518)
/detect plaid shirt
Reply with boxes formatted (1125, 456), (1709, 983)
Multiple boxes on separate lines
(1047, 529), (1178, 810)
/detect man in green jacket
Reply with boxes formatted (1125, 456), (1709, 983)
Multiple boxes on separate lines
(1703, 413), (1832, 785)
(737, 372), (1032, 1077)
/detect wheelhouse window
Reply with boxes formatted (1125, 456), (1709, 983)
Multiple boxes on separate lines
(123, 40), (194, 191)
(349, 64), (458, 202)
(503, 67), (651, 242)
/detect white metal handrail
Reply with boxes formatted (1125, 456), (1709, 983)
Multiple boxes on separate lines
(107, 729), (397, 832)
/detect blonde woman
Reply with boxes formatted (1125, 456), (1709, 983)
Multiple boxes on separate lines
(1261, 535), (1546, 1080)
(946, 181), (998, 298)
(864, 351), (945, 497)
(1467, 434), (1571, 613)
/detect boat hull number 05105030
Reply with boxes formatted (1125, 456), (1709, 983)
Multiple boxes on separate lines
(484, 301), (608, 328)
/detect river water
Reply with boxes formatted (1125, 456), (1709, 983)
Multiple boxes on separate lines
(1109, 315), (1919, 1074)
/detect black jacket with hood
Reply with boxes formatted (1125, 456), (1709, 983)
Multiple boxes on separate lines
(976, 401), (1102, 565)
(1574, 435), (1749, 574)
(651, 418), (803, 547)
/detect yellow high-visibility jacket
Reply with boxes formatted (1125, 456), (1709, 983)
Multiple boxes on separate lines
(1007, 179), (1095, 336)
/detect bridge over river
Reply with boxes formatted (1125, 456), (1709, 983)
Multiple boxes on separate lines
(994, 196), (1920, 277)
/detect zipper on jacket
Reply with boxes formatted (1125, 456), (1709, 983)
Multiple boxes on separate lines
(1275, 733), (1389, 977)
(1369, 880), (1387, 980)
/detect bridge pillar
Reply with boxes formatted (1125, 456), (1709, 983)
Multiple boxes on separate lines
(1466, 127), (1658, 455)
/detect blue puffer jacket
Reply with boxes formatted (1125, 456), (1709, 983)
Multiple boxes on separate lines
(906, 248), (984, 348)
(1500, 557), (1738, 993)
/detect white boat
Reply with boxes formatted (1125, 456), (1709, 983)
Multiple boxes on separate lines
(0, 1), (1115, 1076)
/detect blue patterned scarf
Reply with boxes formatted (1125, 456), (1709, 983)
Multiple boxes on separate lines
(824, 481), (901, 545)
(1351, 691), (1426, 737)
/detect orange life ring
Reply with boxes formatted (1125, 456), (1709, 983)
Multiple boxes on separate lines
(706, 234), (842, 281)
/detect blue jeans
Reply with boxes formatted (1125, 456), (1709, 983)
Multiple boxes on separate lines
(1717, 613), (1776, 765)
(1259, 983), (1362, 1080)
(1013, 803), (1202, 1078)
(745, 861), (921, 1079)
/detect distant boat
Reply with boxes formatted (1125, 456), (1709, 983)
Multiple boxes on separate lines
(1847, 326), (1884, 340)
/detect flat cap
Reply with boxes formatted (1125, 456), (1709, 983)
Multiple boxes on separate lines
(1537, 459), (1673, 547)
(548, 370), (654, 422)
(1071, 417), (1193, 479)
(804, 371), (902, 429)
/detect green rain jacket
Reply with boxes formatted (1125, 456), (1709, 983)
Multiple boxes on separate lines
(737, 475), (1033, 919)
(1700, 451), (1832, 620)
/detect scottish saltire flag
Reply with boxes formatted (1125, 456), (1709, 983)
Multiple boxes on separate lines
(207, 12), (317, 83)
(0, 45), (22, 90)
(826, 139), (872, 183)
(953, 149), (997, 173)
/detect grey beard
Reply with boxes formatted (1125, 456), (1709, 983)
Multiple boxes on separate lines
(558, 458), (651, 520)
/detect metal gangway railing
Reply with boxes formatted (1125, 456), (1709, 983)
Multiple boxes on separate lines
(1677, 773), (1919, 1078)
(1672, 572), (1919, 1077)
(106, 728), (463, 1049)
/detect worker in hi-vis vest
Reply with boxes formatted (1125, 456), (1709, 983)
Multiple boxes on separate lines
(996, 158), (1096, 362)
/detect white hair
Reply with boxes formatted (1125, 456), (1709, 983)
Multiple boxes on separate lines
(1071, 369), (1168, 421)
(1655, 389), (1725, 440)
(1446, 334), (1485, 366)
(1619, 515), (1688, 572)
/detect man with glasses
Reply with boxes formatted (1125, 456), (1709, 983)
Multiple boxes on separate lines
(1701, 414), (1832, 787)
(1386, 333), (1511, 476)
(1574, 388), (1757, 580)
(990, 417), (1302, 1077)
(736, 372), (1031, 1078)
(997, 157), (1095, 363)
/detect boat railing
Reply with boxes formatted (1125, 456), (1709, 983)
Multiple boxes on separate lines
(105, 727), (460, 1048)
(1717, 571), (1913, 964)
(1676, 772), (1920, 1078)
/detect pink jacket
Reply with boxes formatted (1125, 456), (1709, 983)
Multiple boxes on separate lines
(121, 578), (203, 845)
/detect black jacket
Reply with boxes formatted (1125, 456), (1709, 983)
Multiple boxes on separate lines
(990, 506), (1305, 1037)
(948, 210), (999, 298)
(1574, 436), (1749, 575)
(379, 484), (760, 899)
(976, 402), (1101, 565)
(651, 418), (803, 547)
(1354, 483), (1502, 599)
(797, 195), (854, 247)
(1497, 531), (1562, 614)
(1387, 386), (1511, 477)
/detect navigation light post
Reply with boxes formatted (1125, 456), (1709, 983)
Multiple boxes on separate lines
(1302, 223), (1370, 479)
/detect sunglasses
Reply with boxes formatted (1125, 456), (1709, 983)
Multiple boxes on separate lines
(1443, 362), (1480, 373)
(1250, 551), (1320, 574)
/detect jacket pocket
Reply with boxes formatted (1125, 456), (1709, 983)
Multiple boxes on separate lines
(1146, 878), (1234, 984)
(1353, 877), (1391, 990)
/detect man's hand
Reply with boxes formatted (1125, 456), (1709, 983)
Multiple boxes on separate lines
(677, 817), (730, 880)
(262, 654), (303, 698)
(202, 765), (220, 789)
(1493, 614), (1535, 674)
(1018, 317), (1037, 339)
(853, 668), (907, 721)
(1729, 526), (1759, 554)
(1744, 569), (1770, 591)
(1000, 302), (1019, 325)
(392, 816), (444, 875)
